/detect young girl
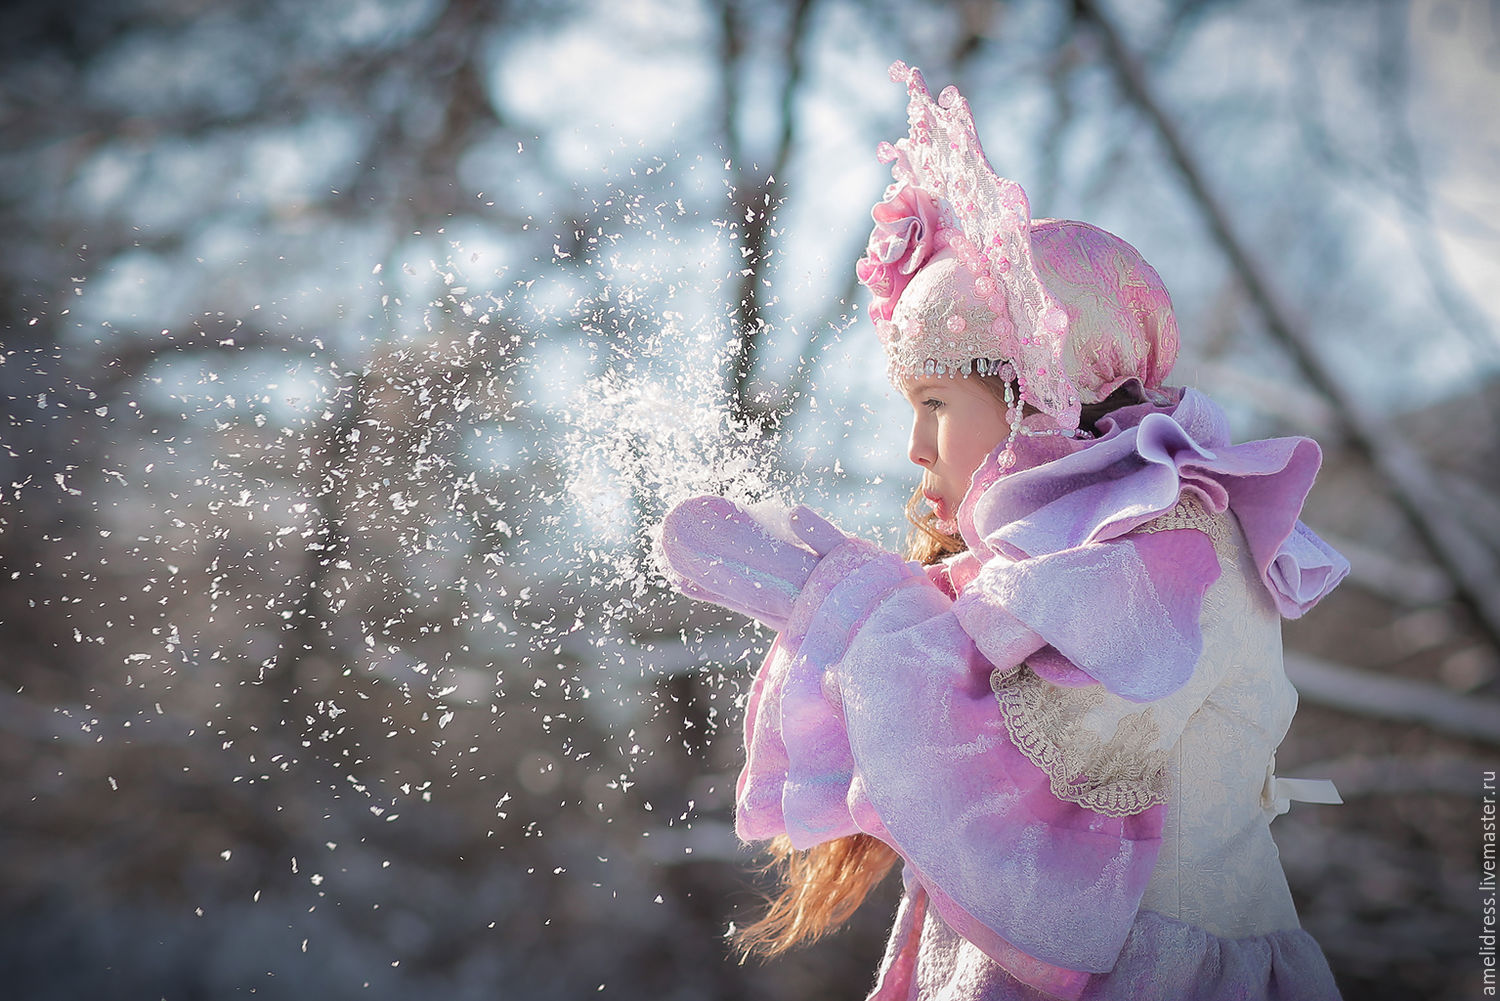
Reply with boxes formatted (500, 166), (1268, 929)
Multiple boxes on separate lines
(661, 62), (1348, 1000)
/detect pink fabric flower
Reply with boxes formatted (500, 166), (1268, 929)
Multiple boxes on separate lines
(855, 182), (945, 322)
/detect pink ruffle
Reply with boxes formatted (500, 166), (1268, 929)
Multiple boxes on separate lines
(1268, 522), (1349, 619)
(735, 540), (882, 846)
(954, 527), (1220, 702)
(960, 389), (1347, 619)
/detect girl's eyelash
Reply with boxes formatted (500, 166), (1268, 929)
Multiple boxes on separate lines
(923, 398), (943, 411)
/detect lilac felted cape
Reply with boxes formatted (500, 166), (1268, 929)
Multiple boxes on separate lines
(732, 390), (1347, 1000)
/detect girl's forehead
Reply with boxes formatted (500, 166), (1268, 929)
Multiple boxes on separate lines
(901, 373), (981, 396)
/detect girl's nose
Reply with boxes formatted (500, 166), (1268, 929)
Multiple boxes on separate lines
(908, 421), (934, 467)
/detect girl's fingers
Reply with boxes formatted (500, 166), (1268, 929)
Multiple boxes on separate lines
(788, 505), (847, 557)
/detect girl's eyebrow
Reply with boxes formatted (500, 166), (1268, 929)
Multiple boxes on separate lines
(904, 381), (944, 395)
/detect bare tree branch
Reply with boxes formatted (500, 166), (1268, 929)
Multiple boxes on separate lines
(761, 13), (995, 428)
(1283, 4), (1499, 373)
(723, 0), (817, 426)
(1285, 651), (1500, 745)
(1316, 532), (1454, 607)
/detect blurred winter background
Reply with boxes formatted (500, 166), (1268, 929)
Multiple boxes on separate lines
(2, 0), (1498, 998)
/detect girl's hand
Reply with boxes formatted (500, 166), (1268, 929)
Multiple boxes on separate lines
(787, 504), (848, 558)
(661, 496), (848, 630)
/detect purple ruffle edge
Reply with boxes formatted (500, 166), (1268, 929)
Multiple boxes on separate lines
(959, 389), (1347, 619)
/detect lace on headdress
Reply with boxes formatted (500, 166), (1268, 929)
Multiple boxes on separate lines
(872, 61), (1082, 430)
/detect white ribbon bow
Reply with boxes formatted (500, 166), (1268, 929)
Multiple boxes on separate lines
(1261, 754), (1343, 817)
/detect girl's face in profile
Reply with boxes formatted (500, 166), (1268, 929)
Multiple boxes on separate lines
(901, 372), (1012, 528)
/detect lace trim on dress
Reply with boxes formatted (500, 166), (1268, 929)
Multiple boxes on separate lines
(988, 496), (1229, 818)
(991, 665), (1168, 817)
(1133, 492), (1228, 544)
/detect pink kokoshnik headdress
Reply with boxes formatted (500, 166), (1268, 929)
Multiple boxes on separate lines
(857, 61), (1179, 434)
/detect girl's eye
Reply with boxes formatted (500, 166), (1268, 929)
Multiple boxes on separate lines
(922, 398), (943, 412)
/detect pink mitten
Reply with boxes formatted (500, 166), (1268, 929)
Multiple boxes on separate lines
(661, 496), (847, 630)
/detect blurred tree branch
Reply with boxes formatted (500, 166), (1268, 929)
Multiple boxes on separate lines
(1286, 652), (1500, 744)
(1285, 2), (1500, 371)
(719, 0), (816, 427)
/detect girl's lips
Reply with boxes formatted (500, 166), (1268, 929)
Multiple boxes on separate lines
(922, 488), (949, 522)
